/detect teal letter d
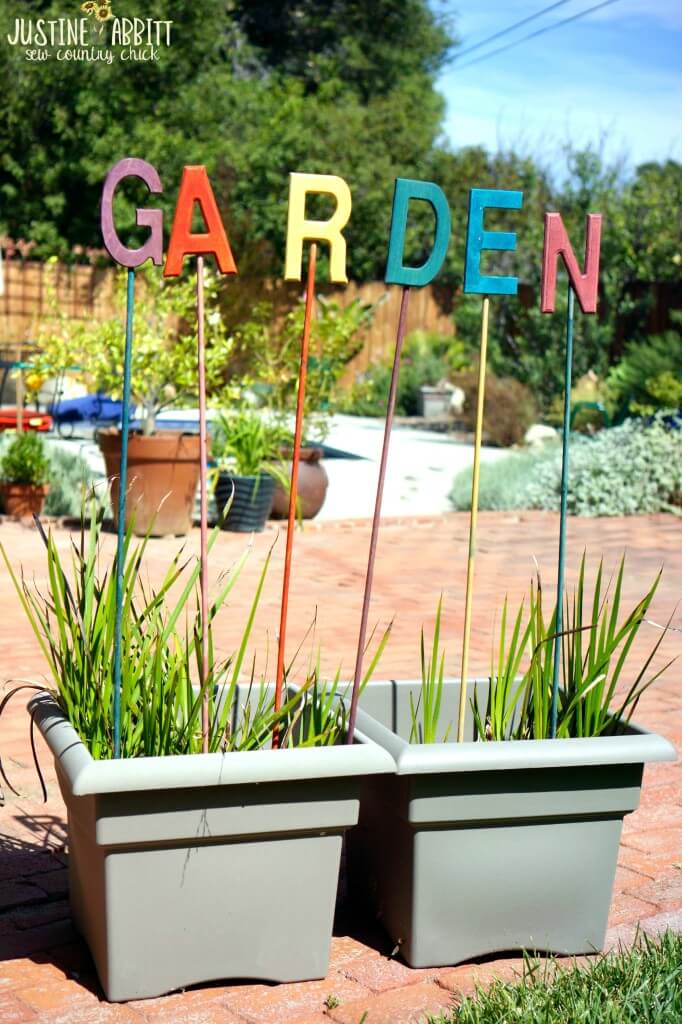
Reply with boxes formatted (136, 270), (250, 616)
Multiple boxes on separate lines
(385, 178), (451, 287)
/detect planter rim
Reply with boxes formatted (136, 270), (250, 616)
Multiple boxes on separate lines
(29, 693), (394, 797)
(351, 678), (678, 776)
(97, 428), (199, 441)
(0, 482), (49, 491)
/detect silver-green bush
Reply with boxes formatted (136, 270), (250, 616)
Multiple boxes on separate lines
(451, 414), (682, 517)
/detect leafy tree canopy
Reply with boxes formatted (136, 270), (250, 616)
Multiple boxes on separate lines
(0, 0), (453, 279)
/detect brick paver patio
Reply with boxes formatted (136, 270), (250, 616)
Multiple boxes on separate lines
(0, 511), (680, 1023)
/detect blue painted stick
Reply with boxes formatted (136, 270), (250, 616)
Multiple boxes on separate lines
(550, 285), (574, 738)
(113, 268), (135, 759)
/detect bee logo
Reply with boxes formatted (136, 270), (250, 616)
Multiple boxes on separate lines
(81, 1), (113, 22)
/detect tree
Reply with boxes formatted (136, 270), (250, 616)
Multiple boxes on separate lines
(0, 0), (454, 279)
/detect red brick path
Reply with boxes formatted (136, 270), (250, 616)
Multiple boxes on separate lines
(0, 512), (680, 1023)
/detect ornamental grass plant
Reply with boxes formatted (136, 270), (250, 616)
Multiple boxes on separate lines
(0, 502), (390, 774)
(409, 594), (453, 743)
(473, 554), (676, 741)
(409, 555), (675, 744)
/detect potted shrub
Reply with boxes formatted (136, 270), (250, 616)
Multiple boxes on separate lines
(347, 559), (677, 968)
(36, 266), (236, 537)
(210, 407), (290, 532)
(228, 296), (374, 519)
(0, 508), (393, 1001)
(0, 432), (50, 517)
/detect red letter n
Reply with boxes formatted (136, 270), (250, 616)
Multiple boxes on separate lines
(540, 213), (602, 314)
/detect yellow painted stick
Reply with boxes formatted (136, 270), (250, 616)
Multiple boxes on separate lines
(457, 295), (490, 742)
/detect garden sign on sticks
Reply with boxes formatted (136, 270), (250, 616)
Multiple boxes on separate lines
(273, 173), (352, 747)
(100, 155), (603, 752)
(162, 164), (237, 751)
(346, 177), (451, 743)
(101, 158), (237, 755)
(541, 212), (602, 738)
(456, 187), (523, 743)
(101, 157), (163, 758)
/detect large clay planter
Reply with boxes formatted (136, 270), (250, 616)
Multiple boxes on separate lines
(0, 483), (49, 518)
(271, 447), (328, 520)
(98, 429), (202, 538)
(30, 689), (393, 1001)
(348, 679), (677, 968)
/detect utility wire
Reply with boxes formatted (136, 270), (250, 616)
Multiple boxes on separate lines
(455, 0), (622, 71)
(455, 0), (576, 61)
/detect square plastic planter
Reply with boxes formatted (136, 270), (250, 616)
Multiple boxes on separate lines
(30, 690), (394, 1001)
(348, 679), (677, 968)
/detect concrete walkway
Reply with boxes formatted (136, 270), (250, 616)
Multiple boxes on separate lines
(0, 512), (680, 1023)
(46, 413), (505, 520)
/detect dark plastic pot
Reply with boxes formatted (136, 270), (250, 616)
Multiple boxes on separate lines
(215, 472), (275, 532)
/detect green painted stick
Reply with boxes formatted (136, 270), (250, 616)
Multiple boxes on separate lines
(113, 267), (135, 759)
(550, 285), (575, 738)
(456, 295), (490, 742)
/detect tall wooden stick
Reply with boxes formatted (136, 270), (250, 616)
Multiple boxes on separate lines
(196, 255), (210, 752)
(550, 285), (575, 737)
(457, 295), (490, 742)
(113, 268), (135, 758)
(346, 286), (410, 744)
(272, 243), (317, 747)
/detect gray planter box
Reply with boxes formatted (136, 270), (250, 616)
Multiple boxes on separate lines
(348, 679), (677, 968)
(30, 691), (394, 1001)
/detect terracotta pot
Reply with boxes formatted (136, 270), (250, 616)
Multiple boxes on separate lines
(271, 447), (328, 520)
(0, 483), (49, 518)
(98, 429), (202, 538)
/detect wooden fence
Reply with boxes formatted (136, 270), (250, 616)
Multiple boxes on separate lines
(0, 259), (453, 378)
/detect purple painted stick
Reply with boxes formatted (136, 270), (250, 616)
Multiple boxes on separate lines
(346, 286), (411, 744)
(196, 255), (210, 752)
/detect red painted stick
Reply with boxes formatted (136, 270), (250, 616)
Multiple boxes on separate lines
(272, 243), (317, 748)
(196, 255), (210, 753)
(346, 285), (411, 744)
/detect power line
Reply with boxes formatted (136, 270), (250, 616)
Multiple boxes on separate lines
(455, 1), (576, 61)
(455, 0), (622, 71)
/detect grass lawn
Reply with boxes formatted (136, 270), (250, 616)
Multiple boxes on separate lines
(430, 932), (681, 1023)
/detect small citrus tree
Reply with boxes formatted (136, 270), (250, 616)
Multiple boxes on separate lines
(37, 261), (237, 434)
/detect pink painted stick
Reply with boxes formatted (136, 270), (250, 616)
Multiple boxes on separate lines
(346, 285), (411, 743)
(196, 255), (210, 752)
(272, 243), (317, 749)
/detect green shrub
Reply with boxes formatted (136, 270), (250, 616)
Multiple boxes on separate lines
(430, 931), (682, 1024)
(0, 432), (50, 486)
(454, 369), (538, 447)
(527, 413), (682, 515)
(608, 314), (682, 417)
(451, 414), (682, 516)
(341, 361), (392, 417)
(211, 408), (290, 477)
(44, 447), (99, 517)
(229, 295), (375, 439)
(342, 330), (469, 418)
(450, 446), (558, 512)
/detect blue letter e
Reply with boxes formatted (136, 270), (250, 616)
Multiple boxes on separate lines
(464, 188), (523, 295)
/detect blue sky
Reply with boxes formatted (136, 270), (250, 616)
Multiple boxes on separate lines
(436, 0), (682, 174)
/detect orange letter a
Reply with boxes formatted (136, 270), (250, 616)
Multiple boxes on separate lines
(164, 166), (237, 277)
